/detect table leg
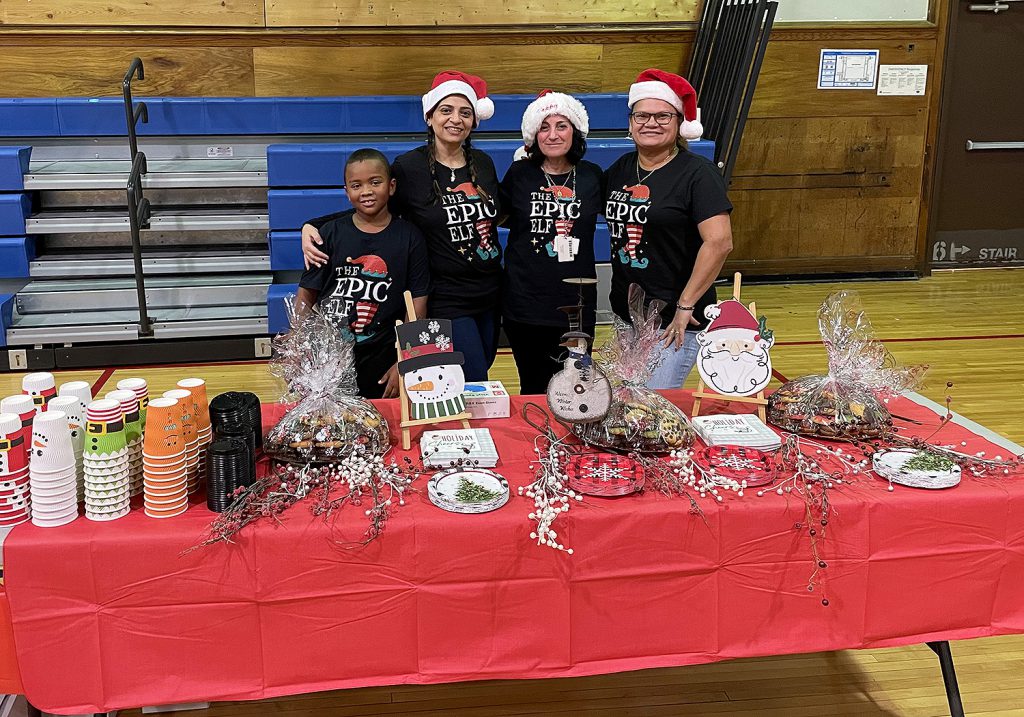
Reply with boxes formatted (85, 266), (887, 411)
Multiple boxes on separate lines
(927, 640), (966, 717)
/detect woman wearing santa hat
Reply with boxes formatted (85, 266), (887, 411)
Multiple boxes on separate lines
(301, 71), (502, 381)
(499, 90), (603, 395)
(604, 68), (734, 389)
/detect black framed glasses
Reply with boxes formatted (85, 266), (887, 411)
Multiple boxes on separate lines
(629, 111), (681, 126)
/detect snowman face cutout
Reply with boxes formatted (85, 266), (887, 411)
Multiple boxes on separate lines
(405, 363), (465, 404)
(31, 428), (49, 459)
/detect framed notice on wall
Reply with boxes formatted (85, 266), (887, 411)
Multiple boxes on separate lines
(817, 49), (880, 89)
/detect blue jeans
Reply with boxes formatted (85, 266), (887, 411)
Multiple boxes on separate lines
(451, 309), (500, 382)
(646, 330), (700, 390)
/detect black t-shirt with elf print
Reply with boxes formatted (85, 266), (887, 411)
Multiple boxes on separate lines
(299, 211), (431, 348)
(391, 145), (502, 319)
(603, 149), (732, 330)
(499, 159), (602, 328)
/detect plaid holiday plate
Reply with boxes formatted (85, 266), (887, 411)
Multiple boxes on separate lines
(421, 429), (499, 468)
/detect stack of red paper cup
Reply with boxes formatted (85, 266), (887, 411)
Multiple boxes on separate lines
(82, 399), (131, 522)
(21, 372), (57, 413)
(163, 389), (201, 495)
(142, 397), (188, 518)
(0, 412), (31, 528)
(116, 377), (149, 425)
(177, 378), (212, 487)
(29, 411), (79, 527)
(48, 395), (87, 502)
(106, 389), (144, 497)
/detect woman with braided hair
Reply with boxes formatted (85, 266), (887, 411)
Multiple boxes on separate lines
(302, 71), (502, 381)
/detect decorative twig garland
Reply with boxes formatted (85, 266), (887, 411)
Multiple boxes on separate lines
(519, 402), (584, 554)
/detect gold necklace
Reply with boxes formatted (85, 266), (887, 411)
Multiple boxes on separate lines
(636, 148), (677, 184)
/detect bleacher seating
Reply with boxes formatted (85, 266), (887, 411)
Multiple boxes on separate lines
(0, 94), (713, 346)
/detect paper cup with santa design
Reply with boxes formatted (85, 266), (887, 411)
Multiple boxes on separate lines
(21, 372), (57, 413)
(0, 412), (30, 476)
(1, 395), (36, 446)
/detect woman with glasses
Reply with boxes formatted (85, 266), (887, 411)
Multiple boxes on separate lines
(499, 91), (602, 395)
(604, 68), (734, 389)
(300, 71), (502, 382)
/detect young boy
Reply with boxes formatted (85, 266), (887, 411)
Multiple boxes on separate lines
(296, 148), (430, 399)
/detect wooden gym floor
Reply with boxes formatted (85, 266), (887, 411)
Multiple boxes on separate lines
(3, 268), (1023, 716)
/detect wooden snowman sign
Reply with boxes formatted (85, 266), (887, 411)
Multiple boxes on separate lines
(545, 278), (611, 424)
(692, 273), (774, 421)
(395, 312), (472, 449)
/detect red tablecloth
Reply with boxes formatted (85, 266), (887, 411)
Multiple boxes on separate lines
(3, 392), (1024, 714)
(0, 586), (24, 694)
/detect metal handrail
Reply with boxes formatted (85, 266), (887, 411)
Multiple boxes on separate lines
(122, 58), (148, 159)
(127, 151), (153, 337)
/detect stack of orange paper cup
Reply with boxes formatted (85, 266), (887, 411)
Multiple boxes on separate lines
(163, 389), (201, 495)
(177, 378), (212, 486)
(142, 397), (188, 518)
(106, 389), (144, 497)
(0, 412), (31, 528)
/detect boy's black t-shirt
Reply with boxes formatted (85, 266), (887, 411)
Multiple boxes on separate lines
(299, 211), (431, 348)
(390, 145), (502, 319)
(604, 149), (733, 330)
(499, 159), (602, 328)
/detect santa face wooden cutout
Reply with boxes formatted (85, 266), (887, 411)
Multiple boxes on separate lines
(695, 299), (775, 396)
(396, 318), (467, 420)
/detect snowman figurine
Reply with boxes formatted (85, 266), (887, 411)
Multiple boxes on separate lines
(395, 318), (467, 421)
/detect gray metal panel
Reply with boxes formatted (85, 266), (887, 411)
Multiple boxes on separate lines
(24, 171), (267, 191)
(5, 324), (139, 345)
(29, 252), (270, 278)
(16, 282), (270, 313)
(152, 317), (269, 339)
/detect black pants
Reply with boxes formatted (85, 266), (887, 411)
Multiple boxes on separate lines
(354, 336), (397, 399)
(503, 318), (596, 396)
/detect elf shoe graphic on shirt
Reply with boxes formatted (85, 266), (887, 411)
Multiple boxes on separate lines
(474, 219), (500, 260)
(618, 184), (650, 269)
(345, 254), (391, 335)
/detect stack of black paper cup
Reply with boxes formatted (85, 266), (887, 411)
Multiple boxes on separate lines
(206, 438), (250, 513)
(216, 422), (256, 486)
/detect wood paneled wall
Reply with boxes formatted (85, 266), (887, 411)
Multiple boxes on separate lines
(0, 1), (945, 276)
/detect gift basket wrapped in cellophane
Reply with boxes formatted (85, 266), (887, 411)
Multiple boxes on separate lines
(263, 301), (390, 463)
(571, 285), (694, 453)
(768, 290), (927, 439)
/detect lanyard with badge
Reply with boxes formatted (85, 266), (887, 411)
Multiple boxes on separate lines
(542, 167), (580, 262)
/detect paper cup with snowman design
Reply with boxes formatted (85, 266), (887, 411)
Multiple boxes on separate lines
(29, 411), (76, 473)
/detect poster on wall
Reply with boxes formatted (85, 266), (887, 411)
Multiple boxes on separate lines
(818, 49), (879, 89)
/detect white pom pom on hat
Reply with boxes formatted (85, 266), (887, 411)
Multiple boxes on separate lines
(520, 89), (590, 148)
(628, 68), (704, 140)
(422, 70), (494, 124)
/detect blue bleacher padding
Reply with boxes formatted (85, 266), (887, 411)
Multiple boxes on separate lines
(0, 99), (60, 137)
(0, 146), (32, 191)
(270, 231), (302, 271)
(2, 95), (634, 138)
(0, 194), (31, 236)
(268, 189), (351, 231)
(0, 293), (14, 347)
(0, 237), (35, 278)
(267, 138), (713, 189)
(267, 283), (298, 334)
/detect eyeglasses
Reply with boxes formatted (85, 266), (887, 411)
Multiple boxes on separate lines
(629, 111), (681, 126)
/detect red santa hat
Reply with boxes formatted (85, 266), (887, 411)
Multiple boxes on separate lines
(628, 68), (704, 140)
(422, 71), (494, 124)
(704, 300), (759, 334)
(520, 90), (590, 148)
